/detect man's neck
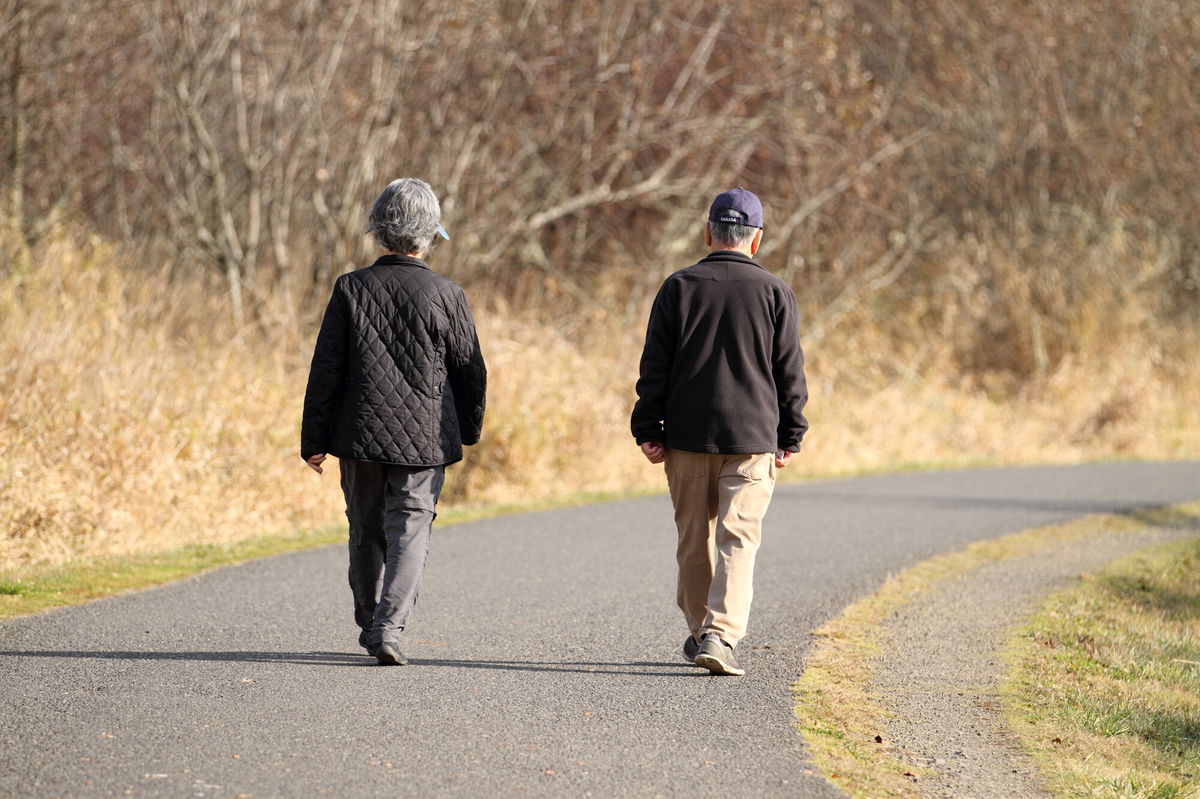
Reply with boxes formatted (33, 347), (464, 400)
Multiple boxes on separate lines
(709, 245), (754, 257)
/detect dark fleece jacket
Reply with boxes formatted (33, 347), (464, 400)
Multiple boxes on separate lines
(630, 250), (808, 454)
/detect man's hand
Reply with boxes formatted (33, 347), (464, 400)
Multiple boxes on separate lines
(775, 450), (795, 468)
(640, 441), (666, 464)
(306, 453), (327, 475)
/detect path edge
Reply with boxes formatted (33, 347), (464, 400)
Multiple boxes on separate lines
(792, 503), (1200, 798)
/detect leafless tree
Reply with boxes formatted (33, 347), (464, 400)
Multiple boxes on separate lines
(2, 0), (1197, 366)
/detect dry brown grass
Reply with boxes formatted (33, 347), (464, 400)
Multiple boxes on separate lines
(0, 227), (331, 567)
(2, 222), (1198, 573)
(447, 310), (651, 508)
(0, 227), (661, 570)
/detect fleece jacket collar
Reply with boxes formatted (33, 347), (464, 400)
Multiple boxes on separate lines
(698, 250), (764, 269)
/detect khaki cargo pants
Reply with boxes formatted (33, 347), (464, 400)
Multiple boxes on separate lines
(664, 449), (776, 647)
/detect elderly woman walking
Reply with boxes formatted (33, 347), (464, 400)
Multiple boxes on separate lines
(301, 178), (487, 666)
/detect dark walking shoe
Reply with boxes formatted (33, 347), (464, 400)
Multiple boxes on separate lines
(358, 629), (373, 654)
(682, 635), (703, 665)
(374, 641), (408, 666)
(694, 634), (745, 676)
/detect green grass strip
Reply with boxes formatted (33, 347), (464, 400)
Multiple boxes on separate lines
(0, 527), (345, 621)
(1004, 535), (1200, 798)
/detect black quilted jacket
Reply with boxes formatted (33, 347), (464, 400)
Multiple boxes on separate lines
(301, 254), (487, 467)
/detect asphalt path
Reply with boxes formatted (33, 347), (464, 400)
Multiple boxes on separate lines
(3, 462), (1199, 798)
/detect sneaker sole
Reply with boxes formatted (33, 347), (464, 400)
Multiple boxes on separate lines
(694, 653), (745, 676)
(375, 645), (407, 666)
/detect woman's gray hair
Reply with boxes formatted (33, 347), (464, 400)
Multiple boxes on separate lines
(365, 178), (443, 254)
(709, 220), (758, 248)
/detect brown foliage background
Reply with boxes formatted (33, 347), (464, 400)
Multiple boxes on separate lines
(6, 1), (1199, 335)
(2, 1), (1198, 568)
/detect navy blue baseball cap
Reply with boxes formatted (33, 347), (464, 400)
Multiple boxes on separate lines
(708, 187), (764, 229)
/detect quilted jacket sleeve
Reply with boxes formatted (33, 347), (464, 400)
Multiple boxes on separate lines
(300, 282), (349, 460)
(445, 285), (487, 447)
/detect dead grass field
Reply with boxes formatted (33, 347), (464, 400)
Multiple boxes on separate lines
(2, 225), (1198, 573)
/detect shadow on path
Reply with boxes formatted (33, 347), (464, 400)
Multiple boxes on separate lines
(0, 649), (368, 666)
(0, 649), (699, 676)
(416, 657), (703, 677)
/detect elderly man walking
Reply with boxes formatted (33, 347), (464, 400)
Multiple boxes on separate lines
(301, 178), (486, 666)
(631, 187), (808, 676)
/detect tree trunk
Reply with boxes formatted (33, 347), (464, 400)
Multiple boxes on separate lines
(8, 2), (28, 241)
(225, 257), (244, 328)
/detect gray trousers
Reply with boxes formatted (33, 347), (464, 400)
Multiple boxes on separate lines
(339, 460), (445, 646)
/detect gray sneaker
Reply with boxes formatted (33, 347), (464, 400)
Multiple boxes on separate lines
(694, 634), (745, 676)
(374, 641), (408, 666)
(682, 635), (703, 665)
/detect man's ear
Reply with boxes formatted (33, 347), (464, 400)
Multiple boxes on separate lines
(750, 227), (763, 255)
(704, 222), (713, 248)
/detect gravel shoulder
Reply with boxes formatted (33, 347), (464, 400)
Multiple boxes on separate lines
(872, 520), (1200, 799)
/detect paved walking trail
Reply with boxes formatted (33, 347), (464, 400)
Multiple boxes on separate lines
(2, 462), (1198, 798)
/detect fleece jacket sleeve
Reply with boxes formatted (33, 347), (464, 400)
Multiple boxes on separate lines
(630, 280), (678, 444)
(773, 285), (809, 452)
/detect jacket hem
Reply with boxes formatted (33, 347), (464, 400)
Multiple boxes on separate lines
(663, 441), (776, 455)
(326, 451), (464, 469)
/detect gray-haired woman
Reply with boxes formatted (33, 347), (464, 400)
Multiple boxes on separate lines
(301, 178), (487, 665)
